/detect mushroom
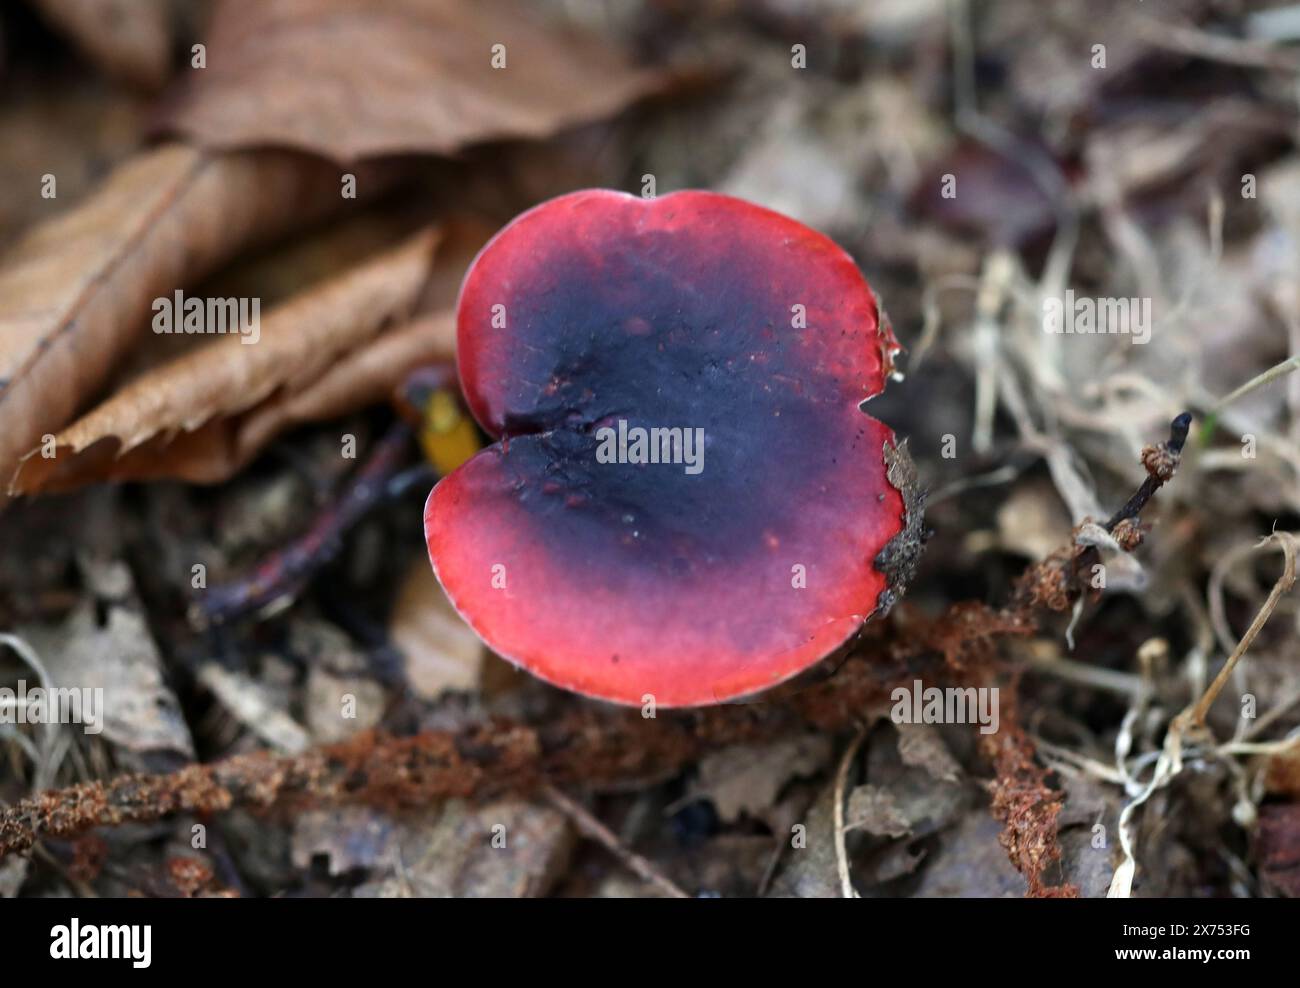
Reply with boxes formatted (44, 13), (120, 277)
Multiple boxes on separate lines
(425, 189), (924, 707)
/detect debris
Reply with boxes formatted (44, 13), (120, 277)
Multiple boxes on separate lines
(685, 736), (832, 826)
(160, 0), (667, 161)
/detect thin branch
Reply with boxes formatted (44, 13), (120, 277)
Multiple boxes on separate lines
(1179, 533), (1298, 731)
(832, 727), (868, 899)
(192, 423), (416, 626)
(542, 784), (689, 899)
(1104, 412), (1191, 531)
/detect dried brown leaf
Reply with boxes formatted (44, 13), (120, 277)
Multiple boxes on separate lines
(11, 228), (439, 492)
(0, 144), (358, 494)
(237, 311), (456, 462)
(160, 0), (667, 161)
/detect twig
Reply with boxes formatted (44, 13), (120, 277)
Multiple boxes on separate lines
(1103, 412), (1191, 531)
(971, 252), (1015, 454)
(1034, 739), (1128, 787)
(1201, 354), (1300, 441)
(1207, 538), (1272, 661)
(832, 727), (868, 899)
(1130, 13), (1300, 72)
(542, 784), (689, 899)
(193, 360), (465, 627)
(911, 273), (981, 371)
(1108, 742), (1181, 898)
(1022, 646), (1143, 699)
(193, 423), (414, 626)
(1178, 533), (1298, 731)
(1011, 413), (1191, 614)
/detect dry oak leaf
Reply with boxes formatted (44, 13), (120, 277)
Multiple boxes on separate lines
(158, 0), (667, 161)
(12, 229), (440, 492)
(0, 144), (355, 495)
(235, 310), (456, 466)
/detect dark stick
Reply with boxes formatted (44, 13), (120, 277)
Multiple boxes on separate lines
(1103, 411), (1192, 532)
(193, 422), (414, 627)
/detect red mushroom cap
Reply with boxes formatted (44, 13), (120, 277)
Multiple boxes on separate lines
(425, 189), (920, 707)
